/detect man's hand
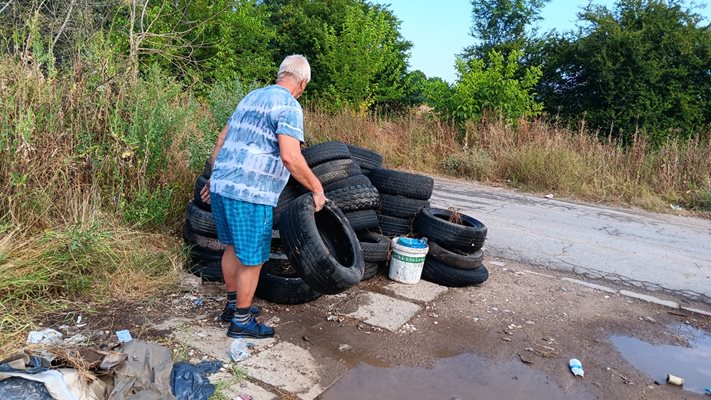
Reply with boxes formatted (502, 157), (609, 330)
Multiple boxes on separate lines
(200, 179), (211, 204)
(312, 191), (326, 212)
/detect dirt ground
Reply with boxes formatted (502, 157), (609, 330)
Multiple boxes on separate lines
(41, 255), (711, 400)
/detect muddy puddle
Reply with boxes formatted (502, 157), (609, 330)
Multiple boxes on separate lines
(320, 353), (594, 400)
(610, 324), (711, 394)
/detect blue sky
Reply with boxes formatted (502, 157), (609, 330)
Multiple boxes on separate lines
(373, 0), (711, 82)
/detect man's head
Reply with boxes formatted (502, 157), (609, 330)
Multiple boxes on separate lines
(276, 55), (310, 99)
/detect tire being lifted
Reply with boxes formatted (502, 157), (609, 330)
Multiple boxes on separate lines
(279, 193), (364, 294)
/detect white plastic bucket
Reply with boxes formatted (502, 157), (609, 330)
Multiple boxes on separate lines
(388, 237), (429, 284)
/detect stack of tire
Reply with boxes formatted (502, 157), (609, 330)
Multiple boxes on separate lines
(275, 142), (389, 281)
(368, 168), (434, 238)
(413, 207), (489, 287)
(183, 160), (224, 281)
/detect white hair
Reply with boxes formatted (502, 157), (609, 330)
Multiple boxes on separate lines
(277, 55), (311, 83)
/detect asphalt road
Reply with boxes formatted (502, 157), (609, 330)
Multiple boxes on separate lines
(430, 177), (711, 304)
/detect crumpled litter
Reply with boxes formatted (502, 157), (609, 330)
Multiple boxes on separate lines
(108, 340), (175, 400)
(0, 376), (54, 399)
(171, 360), (222, 400)
(26, 329), (63, 345)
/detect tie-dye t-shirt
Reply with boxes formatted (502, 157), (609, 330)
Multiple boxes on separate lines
(210, 85), (304, 207)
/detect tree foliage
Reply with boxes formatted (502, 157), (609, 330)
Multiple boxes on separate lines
(262, 0), (411, 109)
(464, 0), (550, 61)
(433, 50), (543, 125)
(535, 0), (711, 144)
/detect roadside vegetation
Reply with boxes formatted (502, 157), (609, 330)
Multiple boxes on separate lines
(1, 0), (709, 352)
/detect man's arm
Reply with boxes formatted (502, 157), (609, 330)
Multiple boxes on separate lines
(200, 124), (229, 204)
(278, 134), (326, 212)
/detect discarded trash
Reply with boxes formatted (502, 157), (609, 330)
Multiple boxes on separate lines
(115, 329), (133, 343)
(64, 334), (88, 345)
(230, 339), (251, 362)
(338, 344), (352, 352)
(26, 329), (63, 345)
(192, 298), (204, 307)
(667, 373), (684, 386)
(704, 387), (710, 395)
(670, 204), (683, 211)
(518, 353), (533, 364)
(172, 360), (222, 400)
(569, 359), (584, 377)
(389, 236), (429, 284)
(396, 237), (428, 249)
(545, 194), (555, 199)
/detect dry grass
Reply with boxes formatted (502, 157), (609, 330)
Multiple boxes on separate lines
(0, 195), (183, 355)
(306, 109), (711, 215)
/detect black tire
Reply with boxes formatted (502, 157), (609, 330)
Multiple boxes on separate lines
(421, 257), (489, 287)
(427, 241), (483, 270)
(347, 145), (383, 170)
(311, 159), (362, 187)
(323, 175), (372, 192)
(201, 159), (212, 178)
(187, 247), (223, 282)
(256, 255), (322, 304)
(379, 194), (430, 218)
(326, 184), (380, 212)
(344, 210), (379, 232)
(273, 185), (301, 228)
(378, 214), (412, 237)
(193, 175), (211, 212)
(302, 142), (351, 167)
(183, 220), (225, 251)
(357, 232), (391, 263)
(186, 200), (218, 238)
(279, 194), (364, 294)
(368, 168), (434, 200)
(413, 208), (487, 252)
(256, 269), (322, 304)
(361, 262), (380, 281)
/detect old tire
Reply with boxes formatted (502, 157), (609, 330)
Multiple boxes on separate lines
(279, 194), (364, 294)
(427, 241), (483, 270)
(201, 159), (212, 178)
(368, 168), (434, 200)
(187, 247), (223, 282)
(378, 214), (412, 237)
(344, 210), (379, 232)
(324, 175), (372, 192)
(273, 185), (302, 228)
(193, 175), (211, 212)
(421, 257), (489, 287)
(256, 256), (322, 304)
(186, 200), (217, 238)
(357, 232), (391, 263)
(361, 262), (380, 281)
(347, 145), (383, 170)
(413, 208), (487, 252)
(379, 194), (430, 218)
(326, 184), (380, 213)
(311, 159), (362, 186)
(183, 220), (225, 251)
(302, 141), (351, 167)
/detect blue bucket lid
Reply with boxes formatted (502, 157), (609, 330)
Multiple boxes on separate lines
(397, 237), (428, 249)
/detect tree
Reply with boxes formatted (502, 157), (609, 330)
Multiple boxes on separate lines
(535, 0), (711, 144)
(433, 50), (543, 126)
(463, 0), (550, 61)
(260, 0), (411, 109)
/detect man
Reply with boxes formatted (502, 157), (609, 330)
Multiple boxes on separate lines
(201, 55), (325, 339)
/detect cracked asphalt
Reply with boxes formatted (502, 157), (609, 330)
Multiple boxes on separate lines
(430, 177), (711, 304)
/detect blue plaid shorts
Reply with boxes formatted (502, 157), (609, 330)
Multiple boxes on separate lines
(210, 193), (272, 266)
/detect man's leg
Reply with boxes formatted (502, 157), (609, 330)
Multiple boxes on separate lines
(235, 262), (262, 309)
(220, 246), (260, 322)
